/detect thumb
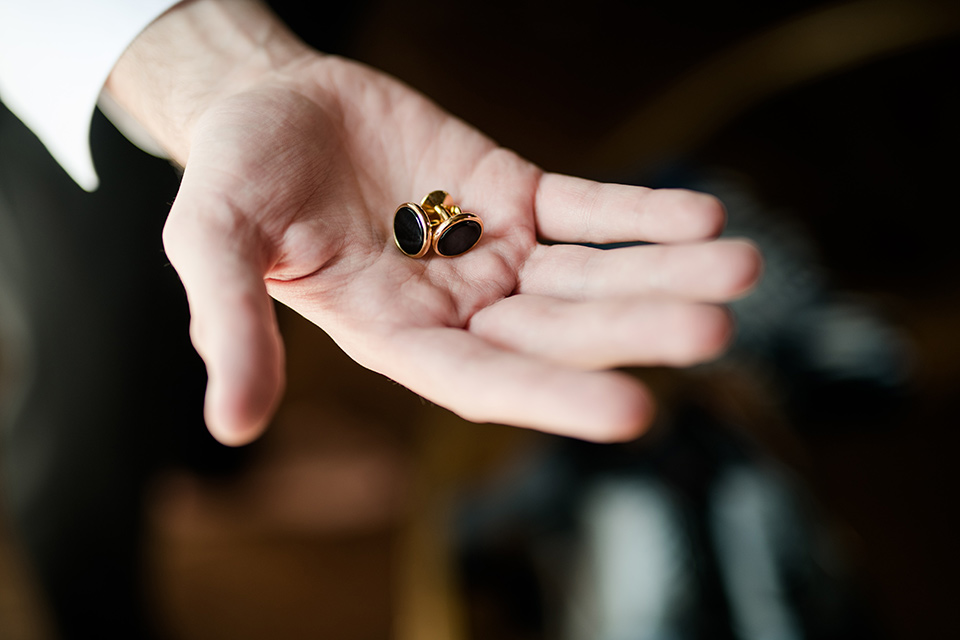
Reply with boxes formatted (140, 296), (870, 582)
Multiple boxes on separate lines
(162, 178), (286, 446)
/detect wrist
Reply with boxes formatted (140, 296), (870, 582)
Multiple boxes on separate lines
(104, 0), (309, 164)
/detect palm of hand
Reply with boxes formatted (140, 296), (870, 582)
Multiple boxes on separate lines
(163, 56), (760, 445)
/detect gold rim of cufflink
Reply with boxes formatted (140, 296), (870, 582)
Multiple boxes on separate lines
(394, 191), (484, 258)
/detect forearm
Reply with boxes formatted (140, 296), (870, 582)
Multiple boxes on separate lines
(104, 0), (310, 165)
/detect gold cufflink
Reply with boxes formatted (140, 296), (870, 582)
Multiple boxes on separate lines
(394, 190), (484, 258)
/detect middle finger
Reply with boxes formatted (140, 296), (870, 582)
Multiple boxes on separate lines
(517, 238), (761, 302)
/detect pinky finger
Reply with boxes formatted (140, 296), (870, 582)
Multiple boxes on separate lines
(365, 327), (655, 443)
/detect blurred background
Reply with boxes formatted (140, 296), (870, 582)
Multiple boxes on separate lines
(1, 0), (959, 638)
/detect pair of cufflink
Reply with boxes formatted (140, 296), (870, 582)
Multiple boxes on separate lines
(393, 190), (483, 258)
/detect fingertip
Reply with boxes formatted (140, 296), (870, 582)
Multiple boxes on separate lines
(595, 377), (656, 443)
(708, 238), (765, 299)
(201, 325), (287, 447)
(564, 372), (655, 444)
(731, 238), (764, 297)
(699, 304), (735, 362)
(647, 189), (727, 241)
(204, 368), (286, 447)
(669, 303), (735, 366)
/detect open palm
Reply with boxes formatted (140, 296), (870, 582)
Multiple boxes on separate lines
(160, 54), (760, 445)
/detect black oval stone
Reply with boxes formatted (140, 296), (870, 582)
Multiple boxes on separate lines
(436, 219), (482, 256)
(394, 206), (427, 256)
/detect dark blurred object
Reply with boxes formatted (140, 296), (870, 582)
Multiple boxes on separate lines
(673, 169), (914, 428)
(456, 406), (884, 640)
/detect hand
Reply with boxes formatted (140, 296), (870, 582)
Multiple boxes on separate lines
(107, 0), (761, 446)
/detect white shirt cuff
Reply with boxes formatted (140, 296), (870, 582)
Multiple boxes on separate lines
(0, 0), (182, 191)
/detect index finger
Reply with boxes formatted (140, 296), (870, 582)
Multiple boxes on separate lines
(534, 173), (726, 244)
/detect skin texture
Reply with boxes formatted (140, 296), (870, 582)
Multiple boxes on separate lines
(106, 0), (762, 446)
